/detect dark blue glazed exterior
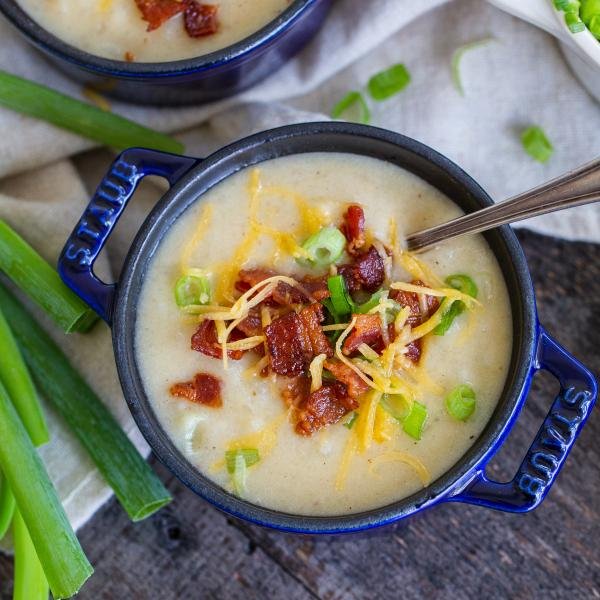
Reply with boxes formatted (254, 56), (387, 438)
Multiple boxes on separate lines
(0, 0), (331, 105)
(58, 123), (597, 533)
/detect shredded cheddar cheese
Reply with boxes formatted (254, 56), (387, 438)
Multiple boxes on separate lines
(309, 353), (328, 392)
(368, 451), (431, 487)
(179, 203), (214, 273)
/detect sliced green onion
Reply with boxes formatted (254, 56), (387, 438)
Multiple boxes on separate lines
(0, 220), (98, 333)
(581, 0), (600, 24)
(0, 70), (184, 153)
(451, 38), (494, 96)
(0, 379), (93, 598)
(327, 275), (355, 317)
(0, 469), (15, 540)
(355, 290), (386, 314)
(402, 401), (427, 441)
(343, 412), (358, 429)
(554, 0), (570, 10)
(445, 274), (479, 298)
(367, 64), (411, 101)
(225, 448), (260, 473)
(231, 453), (247, 496)
(297, 227), (346, 268)
(565, 10), (586, 31)
(13, 508), (49, 600)
(434, 274), (478, 336)
(445, 385), (476, 421)
(174, 273), (211, 307)
(380, 394), (411, 422)
(331, 91), (371, 124)
(0, 282), (172, 522)
(521, 126), (554, 163)
(0, 305), (48, 446)
(588, 14), (600, 37)
(433, 301), (464, 336)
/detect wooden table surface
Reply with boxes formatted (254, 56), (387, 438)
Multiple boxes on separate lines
(1, 229), (598, 600)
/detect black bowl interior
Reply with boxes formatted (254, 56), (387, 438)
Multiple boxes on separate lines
(0, 0), (315, 75)
(113, 122), (537, 533)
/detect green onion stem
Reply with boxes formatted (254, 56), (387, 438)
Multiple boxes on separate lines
(0, 304), (48, 445)
(0, 221), (98, 333)
(0, 469), (16, 540)
(0, 379), (92, 599)
(13, 508), (50, 600)
(327, 275), (355, 317)
(0, 282), (172, 522)
(0, 70), (184, 154)
(298, 227), (346, 268)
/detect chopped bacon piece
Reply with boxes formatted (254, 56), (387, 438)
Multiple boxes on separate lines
(191, 320), (244, 360)
(323, 359), (369, 399)
(184, 2), (219, 37)
(342, 314), (382, 355)
(300, 275), (330, 301)
(339, 246), (385, 294)
(264, 312), (308, 376)
(235, 310), (262, 337)
(341, 204), (366, 255)
(170, 372), (222, 407)
(298, 303), (333, 358)
(281, 376), (310, 408)
(235, 269), (309, 306)
(390, 279), (440, 326)
(295, 381), (358, 436)
(265, 304), (332, 376)
(134, 0), (186, 31)
(404, 340), (422, 364)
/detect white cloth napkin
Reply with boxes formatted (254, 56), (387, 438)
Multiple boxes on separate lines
(0, 0), (599, 537)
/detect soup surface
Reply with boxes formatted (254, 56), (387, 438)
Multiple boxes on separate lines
(16, 0), (291, 62)
(135, 153), (513, 516)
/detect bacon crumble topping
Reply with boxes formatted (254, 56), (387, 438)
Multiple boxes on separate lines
(134, 0), (219, 38)
(295, 381), (358, 436)
(170, 372), (222, 407)
(174, 203), (452, 437)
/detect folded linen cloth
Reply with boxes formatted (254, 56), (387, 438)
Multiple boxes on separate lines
(0, 0), (599, 539)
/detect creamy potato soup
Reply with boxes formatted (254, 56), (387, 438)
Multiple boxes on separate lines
(135, 153), (513, 516)
(16, 0), (291, 62)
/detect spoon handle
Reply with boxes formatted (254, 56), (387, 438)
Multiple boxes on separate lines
(405, 158), (600, 252)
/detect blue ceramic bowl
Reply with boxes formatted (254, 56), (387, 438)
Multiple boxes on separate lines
(58, 122), (597, 533)
(0, 0), (331, 105)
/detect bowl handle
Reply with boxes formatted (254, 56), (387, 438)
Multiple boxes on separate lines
(445, 327), (597, 512)
(58, 147), (198, 324)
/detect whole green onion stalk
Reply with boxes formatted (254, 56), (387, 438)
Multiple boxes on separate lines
(0, 220), (98, 333)
(0, 304), (48, 445)
(13, 508), (49, 600)
(0, 282), (172, 522)
(0, 379), (93, 598)
(0, 70), (183, 154)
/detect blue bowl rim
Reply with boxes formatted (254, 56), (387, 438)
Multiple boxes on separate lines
(112, 122), (538, 534)
(0, 0), (319, 77)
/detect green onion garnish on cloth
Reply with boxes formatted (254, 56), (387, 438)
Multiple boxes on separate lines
(0, 282), (172, 522)
(331, 91), (371, 124)
(521, 126), (554, 163)
(367, 63), (411, 101)
(451, 38), (494, 95)
(0, 70), (184, 153)
(0, 220), (98, 333)
(0, 379), (93, 599)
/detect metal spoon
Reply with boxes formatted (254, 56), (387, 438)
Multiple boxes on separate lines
(405, 158), (600, 252)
